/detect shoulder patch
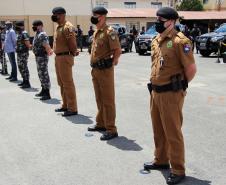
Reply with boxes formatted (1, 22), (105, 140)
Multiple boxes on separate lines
(183, 43), (191, 54)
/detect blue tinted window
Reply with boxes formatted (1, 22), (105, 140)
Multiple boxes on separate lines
(146, 25), (157, 34)
(215, 25), (226, 33)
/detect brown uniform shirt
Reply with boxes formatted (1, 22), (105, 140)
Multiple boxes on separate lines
(53, 21), (76, 54)
(151, 28), (195, 85)
(91, 25), (120, 63)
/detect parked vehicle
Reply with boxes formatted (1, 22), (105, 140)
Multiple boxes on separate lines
(109, 24), (132, 52)
(88, 24), (132, 54)
(196, 23), (226, 57)
(135, 25), (158, 55)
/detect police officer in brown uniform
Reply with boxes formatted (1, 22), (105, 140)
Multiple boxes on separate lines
(51, 7), (79, 117)
(87, 7), (122, 141)
(143, 7), (197, 185)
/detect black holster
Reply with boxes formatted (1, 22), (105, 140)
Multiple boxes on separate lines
(170, 74), (188, 91)
(91, 58), (113, 70)
(147, 83), (152, 94)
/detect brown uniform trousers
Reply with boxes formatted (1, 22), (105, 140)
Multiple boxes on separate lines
(150, 27), (195, 175)
(90, 25), (120, 134)
(55, 55), (77, 112)
(151, 90), (185, 175)
(53, 21), (78, 112)
(92, 67), (116, 133)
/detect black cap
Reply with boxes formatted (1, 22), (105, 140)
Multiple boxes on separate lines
(92, 6), (108, 15)
(32, 20), (43, 26)
(52, 7), (66, 14)
(156, 7), (179, 20)
(15, 21), (24, 27)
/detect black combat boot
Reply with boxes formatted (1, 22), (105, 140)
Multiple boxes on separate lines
(21, 80), (31, 89)
(35, 87), (44, 97)
(40, 89), (51, 101)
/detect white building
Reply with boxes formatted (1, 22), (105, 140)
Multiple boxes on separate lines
(0, 0), (175, 36)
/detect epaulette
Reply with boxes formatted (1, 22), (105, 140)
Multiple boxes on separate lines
(176, 32), (185, 39)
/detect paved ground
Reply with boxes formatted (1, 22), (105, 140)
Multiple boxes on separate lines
(0, 50), (225, 185)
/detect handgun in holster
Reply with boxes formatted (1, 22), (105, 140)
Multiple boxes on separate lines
(170, 74), (183, 91)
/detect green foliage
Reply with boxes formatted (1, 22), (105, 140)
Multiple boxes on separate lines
(176, 0), (204, 11)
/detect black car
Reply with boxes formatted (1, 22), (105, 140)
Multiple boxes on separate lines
(109, 24), (132, 52)
(135, 25), (157, 55)
(196, 23), (226, 57)
(88, 24), (132, 54)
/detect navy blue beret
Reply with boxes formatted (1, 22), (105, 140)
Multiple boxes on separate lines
(52, 7), (66, 14)
(15, 21), (24, 27)
(157, 7), (179, 20)
(32, 20), (43, 26)
(92, 6), (108, 15)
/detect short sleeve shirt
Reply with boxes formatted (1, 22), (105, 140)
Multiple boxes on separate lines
(32, 31), (49, 56)
(91, 25), (121, 63)
(16, 30), (30, 53)
(151, 28), (195, 85)
(53, 21), (76, 54)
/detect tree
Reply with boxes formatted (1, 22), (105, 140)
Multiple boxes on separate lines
(176, 0), (204, 11)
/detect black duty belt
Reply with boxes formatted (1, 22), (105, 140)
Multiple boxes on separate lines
(148, 80), (188, 93)
(56, 51), (71, 56)
(91, 58), (113, 69)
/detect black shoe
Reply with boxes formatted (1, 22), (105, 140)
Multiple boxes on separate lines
(9, 78), (17, 82)
(35, 88), (44, 97)
(55, 107), (67, 112)
(88, 125), (106, 132)
(100, 132), (118, 141)
(167, 173), (185, 185)
(6, 76), (12, 80)
(144, 162), (170, 171)
(62, 111), (78, 117)
(18, 81), (24, 86)
(21, 80), (31, 89)
(55, 107), (68, 112)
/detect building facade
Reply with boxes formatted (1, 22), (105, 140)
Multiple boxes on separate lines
(0, 0), (92, 37)
(92, 0), (176, 9)
(0, 0), (177, 37)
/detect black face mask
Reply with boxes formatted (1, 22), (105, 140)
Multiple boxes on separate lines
(155, 20), (167, 33)
(90, 16), (99, 25)
(32, 26), (37, 32)
(6, 25), (11, 30)
(15, 26), (21, 32)
(51, 15), (58, 22)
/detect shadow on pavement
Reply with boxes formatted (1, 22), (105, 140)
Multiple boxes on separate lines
(41, 98), (61, 105)
(183, 176), (211, 185)
(160, 171), (212, 185)
(107, 136), (143, 151)
(65, 114), (93, 125)
(10, 80), (22, 84)
(20, 87), (39, 92)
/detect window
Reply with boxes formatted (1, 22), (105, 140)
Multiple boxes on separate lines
(124, 2), (136, 9)
(203, 0), (208, 4)
(96, 1), (108, 8)
(151, 2), (162, 8)
(126, 21), (140, 32)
